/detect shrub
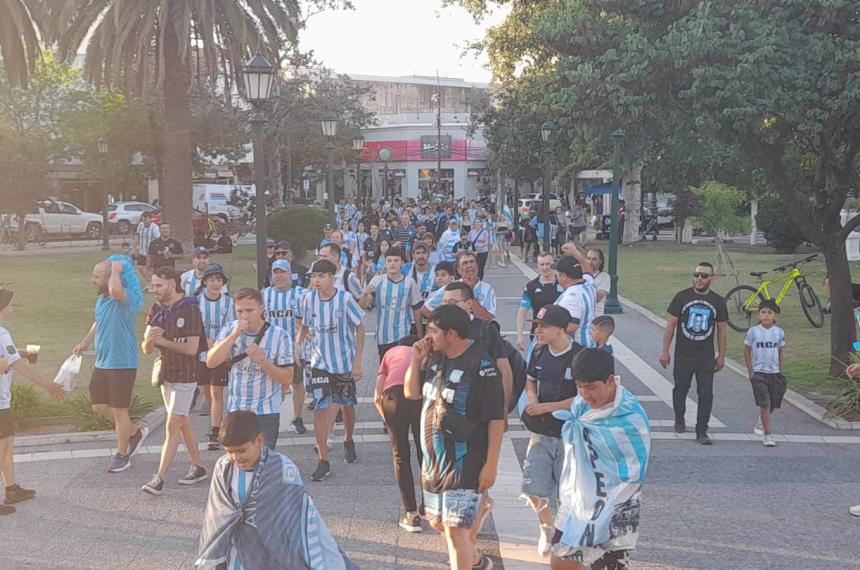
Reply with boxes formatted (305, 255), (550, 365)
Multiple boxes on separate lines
(756, 197), (807, 253)
(11, 383), (43, 428)
(267, 206), (335, 261)
(64, 393), (158, 432)
(826, 353), (860, 420)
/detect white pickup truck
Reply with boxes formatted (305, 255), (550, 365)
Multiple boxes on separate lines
(518, 193), (563, 216)
(21, 200), (104, 238)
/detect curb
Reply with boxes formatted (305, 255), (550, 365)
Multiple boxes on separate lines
(618, 295), (860, 431)
(14, 406), (166, 448)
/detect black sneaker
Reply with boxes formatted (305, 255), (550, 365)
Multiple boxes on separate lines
(4, 484), (36, 505)
(674, 420), (686, 434)
(178, 465), (208, 485)
(291, 417), (308, 435)
(127, 426), (149, 457)
(142, 475), (165, 495)
(399, 513), (422, 533)
(107, 453), (131, 473)
(696, 432), (713, 445)
(310, 460), (331, 481)
(0, 504), (15, 515)
(344, 440), (358, 464)
(206, 429), (220, 451)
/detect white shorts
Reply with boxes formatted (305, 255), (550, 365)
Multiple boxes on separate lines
(160, 382), (196, 417)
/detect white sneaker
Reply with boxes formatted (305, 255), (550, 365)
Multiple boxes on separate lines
(537, 524), (555, 557)
(849, 504), (860, 517)
(762, 433), (776, 447)
(754, 418), (764, 436)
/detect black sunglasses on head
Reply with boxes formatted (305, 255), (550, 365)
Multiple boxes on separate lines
(692, 272), (712, 278)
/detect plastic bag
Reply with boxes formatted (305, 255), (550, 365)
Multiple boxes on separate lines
(53, 354), (82, 392)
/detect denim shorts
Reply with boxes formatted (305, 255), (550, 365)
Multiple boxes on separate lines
(520, 432), (565, 503)
(422, 488), (483, 529)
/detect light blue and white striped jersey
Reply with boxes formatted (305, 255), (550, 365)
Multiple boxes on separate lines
(136, 222), (160, 256)
(198, 292), (236, 345)
(0, 325), (21, 410)
(333, 267), (364, 299)
(182, 269), (228, 297)
(217, 323), (294, 415)
(262, 285), (306, 343)
(368, 275), (422, 345)
(297, 290), (364, 374)
(423, 279), (497, 317)
(401, 263), (436, 299)
(555, 276), (597, 348)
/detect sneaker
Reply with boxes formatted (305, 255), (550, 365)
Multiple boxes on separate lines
(178, 465), (208, 485)
(107, 453), (131, 473)
(291, 417), (308, 435)
(344, 440), (358, 464)
(754, 418), (764, 436)
(674, 420), (686, 434)
(849, 504), (860, 517)
(695, 432), (713, 445)
(142, 475), (164, 495)
(310, 460), (331, 482)
(762, 433), (776, 447)
(472, 555), (494, 570)
(399, 513), (422, 533)
(0, 504), (14, 515)
(537, 523), (555, 557)
(4, 484), (36, 505)
(127, 426), (149, 457)
(206, 429), (220, 451)
(418, 504), (427, 519)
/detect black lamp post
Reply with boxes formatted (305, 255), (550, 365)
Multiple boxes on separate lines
(97, 137), (110, 250)
(604, 129), (625, 315)
(352, 135), (364, 209)
(540, 120), (554, 255)
(242, 53), (276, 289)
(320, 112), (338, 212)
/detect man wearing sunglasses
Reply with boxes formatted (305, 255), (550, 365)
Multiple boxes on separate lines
(659, 262), (728, 445)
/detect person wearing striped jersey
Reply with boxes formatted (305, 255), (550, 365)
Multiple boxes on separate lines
(196, 264), (236, 451)
(182, 247), (225, 298)
(553, 256), (597, 349)
(262, 259), (309, 435)
(401, 242), (436, 300)
(421, 250), (497, 321)
(207, 288), (294, 450)
(295, 260), (365, 482)
(316, 223), (335, 254)
(135, 212), (160, 285)
(317, 243), (364, 301)
(359, 247), (423, 358)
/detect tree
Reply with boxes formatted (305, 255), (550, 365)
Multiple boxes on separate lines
(0, 0), (40, 85)
(689, 181), (750, 237)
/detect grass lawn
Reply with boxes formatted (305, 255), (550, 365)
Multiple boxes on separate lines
(608, 239), (848, 400)
(1, 245), (261, 434)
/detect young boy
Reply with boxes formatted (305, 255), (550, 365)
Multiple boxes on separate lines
(451, 230), (474, 256)
(195, 410), (357, 569)
(0, 288), (64, 515)
(743, 300), (786, 447)
(589, 315), (615, 354)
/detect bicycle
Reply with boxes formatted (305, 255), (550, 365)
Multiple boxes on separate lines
(724, 254), (824, 332)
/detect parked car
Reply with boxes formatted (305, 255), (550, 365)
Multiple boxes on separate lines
(107, 201), (161, 234)
(17, 200), (104, 239)
(518, 193), (563, 216)
(150, 208), (227, 236)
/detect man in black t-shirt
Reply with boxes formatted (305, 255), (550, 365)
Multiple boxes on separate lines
(404, 305), (503, 570)
(660, 261), (728, 445)
(147, 223), (184, 269)
(142, 267), (207, 495)
(516, 253), (564, 350)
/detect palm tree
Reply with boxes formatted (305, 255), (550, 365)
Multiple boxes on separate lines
(49, 1), (299, 246)
(0, 0), (40, 85)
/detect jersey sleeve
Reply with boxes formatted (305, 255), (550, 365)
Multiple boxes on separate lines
(424, 286), (445, 312)
(519, 288), (532, 309)
(227, 298), (237, 322)
(779, 328), (786, 347)
(744, 327), (755, 347)
(0, 329), (22, 369)
(344, 294), (364, 328)
(184, 305), (205, 338)
(558, 292), (583, 324)
(215, 324), (236, 358)
(274, 327), (293, 366)
(144, 303), (157, 326)
(715, 296), (729, 323)
(481, 284), (497, 316)
(667, 292), (683, 318)
(407, 277), (422, 309)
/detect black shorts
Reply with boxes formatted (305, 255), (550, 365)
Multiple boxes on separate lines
(751, 372), (787, 410)
(197, 361), (229, 387)
(0, 408), (14, 440)
(89, 368), (137, 408)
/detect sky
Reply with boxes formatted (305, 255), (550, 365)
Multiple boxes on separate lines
(300, 0), (509, 83)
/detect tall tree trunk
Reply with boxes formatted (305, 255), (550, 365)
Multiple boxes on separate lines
(160, 18), (193, 250)
(823, 231), (855, 376)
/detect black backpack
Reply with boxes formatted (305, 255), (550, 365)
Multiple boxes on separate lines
(473, 319), (527, 414)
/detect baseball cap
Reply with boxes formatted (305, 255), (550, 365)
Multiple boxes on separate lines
(202, 263), (227, 282)
(534, 305), (571, 329)
(193, 246), (209, 257)
(276, 240), (291, 250)
(324, 223), (333, 230)
(0, 288), (12, 312)
(449, 219), (458, 225)
(272, 259), (291, 272)
(552, 256), (583, 279)
(266, 239), (276, 247)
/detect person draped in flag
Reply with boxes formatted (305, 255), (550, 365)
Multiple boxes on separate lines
(359, 247), (423, 358)
(195, 263), (236, 451)
(261, 259), (309, 435)
(296, 259), (365, 482)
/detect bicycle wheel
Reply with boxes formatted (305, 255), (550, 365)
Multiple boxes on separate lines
(798, 282), (824, 328)
(725, 285), (765, 332)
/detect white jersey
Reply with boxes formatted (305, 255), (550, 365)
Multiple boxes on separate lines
(333, 267), (364, 300)
(136, 222), (160, 256)
(216, 323), (294, 416)
(262, 285), (307, 343)
(744, 324), (785, 374)
(424, 279), (497, 317)
(0, 325), (21, 410)
(403, 263), (436, 299)
(369, 275), (422, 345)
(197, 293), (236, 352)
(555, 277), (597, 348)
(297, 289), (364, 374)
(592, 271), (611, 316)
(182, 270), (228, 297)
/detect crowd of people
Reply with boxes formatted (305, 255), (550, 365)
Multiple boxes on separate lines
(0, 193), (855, 569)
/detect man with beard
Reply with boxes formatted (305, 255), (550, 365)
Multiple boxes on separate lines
(181, 247), (226, 297)
(422, 251), (497, 321)
(148, 223), (184, 270)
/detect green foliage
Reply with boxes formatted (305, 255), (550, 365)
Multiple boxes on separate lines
(10, 383), (43, 428)
(267, 206), (335, 261)
(689, 181), (750, 236)
(826, 353), (860, 420)
(63, 393), (157, 432)
(756, 198), (807, 253)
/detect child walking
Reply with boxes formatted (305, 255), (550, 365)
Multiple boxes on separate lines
(743, 300), (786, 447)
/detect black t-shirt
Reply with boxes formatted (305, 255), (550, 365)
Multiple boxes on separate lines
(522, 277), (565, 332)
(291, 261), (309, 288)
(667, 288), (728, 357)
(468, 317), (506, 360)
(526, 341), (582, 403)
(146, 297), (205, 384)
(148, 238), (183, 268)
(420, 342), (505, 493)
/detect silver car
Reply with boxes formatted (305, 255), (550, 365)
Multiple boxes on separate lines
(108, 201), (159, 234)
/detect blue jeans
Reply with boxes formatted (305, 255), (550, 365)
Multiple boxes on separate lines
(257, 413), (280, 449)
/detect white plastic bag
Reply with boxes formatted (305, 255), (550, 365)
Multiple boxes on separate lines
(53, 354), (82, 392)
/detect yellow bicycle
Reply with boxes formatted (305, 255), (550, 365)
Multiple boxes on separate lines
(724, 254), (824, 332)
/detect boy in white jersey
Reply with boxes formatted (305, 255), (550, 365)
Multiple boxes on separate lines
(196, 264), (236, 450)
(261, 259), (309, 435)
(359, 247), (423, 358)
(296, 260), (365, 481)
(743, 300), (786, 447)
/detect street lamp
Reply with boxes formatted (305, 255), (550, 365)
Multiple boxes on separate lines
(352, 135), (365, 209)
(540, 120), (554, 254)
(97, 137), (109, 250)
(604, 129), (625, 315)
(378, 146), (392, 205)
(242, 53), (276, 289)
(320, 112), (338, 212)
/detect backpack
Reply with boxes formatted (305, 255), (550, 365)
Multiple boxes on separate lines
(473, 319), (527, 414)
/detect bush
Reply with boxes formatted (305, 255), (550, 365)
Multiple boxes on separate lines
(64, 393), (158, 432)
(267, 206), (335, 261)
(756, 197), (806, 253)
(10, 383), (43, 428)
(826, 352), (860, 420)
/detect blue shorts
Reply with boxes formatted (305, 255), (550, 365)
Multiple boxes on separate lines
(520, 433), (564, 504)
(422, 488), (483, 529)
(310, 369), (357, 410)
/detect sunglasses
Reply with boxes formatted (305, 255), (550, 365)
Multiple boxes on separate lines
(275, 251), (289, 256)
(692, 272), (712, 279)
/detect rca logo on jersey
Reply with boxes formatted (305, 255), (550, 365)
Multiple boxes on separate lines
(755, 341), (780, 348)
(5, 345), (15, 355)
(268, 309), (293, 318)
